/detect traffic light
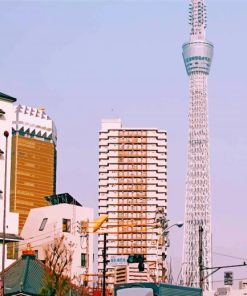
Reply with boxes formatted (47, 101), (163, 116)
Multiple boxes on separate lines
(127, 254), (145, 272)
(138, 255), (145, 272)
(127, 254), (137, 264)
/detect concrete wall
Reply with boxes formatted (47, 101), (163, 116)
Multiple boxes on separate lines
(20, 203), (94, 284)
(0, 97), (19, 270)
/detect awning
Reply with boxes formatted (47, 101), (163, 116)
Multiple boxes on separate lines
(0, 233), (23, 243)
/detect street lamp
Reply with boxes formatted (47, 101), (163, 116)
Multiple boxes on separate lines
(156, 220), (183, 283)
(1, 131), (9, 296)
(166, 222), (184, 232)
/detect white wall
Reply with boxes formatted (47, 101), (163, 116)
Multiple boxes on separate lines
(20, 203), (94, 284)
(204, 286), (247, 296)
(0, 98), (19, 270)
(13, 105), (57, 144)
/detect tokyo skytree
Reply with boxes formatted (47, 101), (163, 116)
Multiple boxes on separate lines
(182, 0), (214, 291)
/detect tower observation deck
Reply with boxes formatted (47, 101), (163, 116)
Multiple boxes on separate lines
(182, 0), (214, 291)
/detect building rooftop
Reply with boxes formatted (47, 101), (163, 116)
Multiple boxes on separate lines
(0, 232), (23, 243)
(0, 91), (17, 103)
(12, 104), (57, 145)
(45, 193), (82, 207)
(2, 253), (45, 295)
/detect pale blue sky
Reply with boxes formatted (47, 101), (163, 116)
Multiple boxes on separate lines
(0, 0), (247, 288)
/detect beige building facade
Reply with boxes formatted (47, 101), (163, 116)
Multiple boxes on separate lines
(98, 119), (167, 287)
(10, 105), (57, 234)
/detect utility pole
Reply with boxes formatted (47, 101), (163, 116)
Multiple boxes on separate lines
(199, 225), (204, 290)
(155, 208), (167, 283)
(102, 233), (107, 296)
(154, 208), (183, 283)
(198, 225), (247, 288)
(1, 131), (9, 296)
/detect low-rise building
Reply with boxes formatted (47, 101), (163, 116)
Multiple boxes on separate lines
(204, 282), (247, 296)
(3, 248), (45, 295)
(0, 92), (21, 270)
(114, 263), (152, 284)
(19, 193), (94, 285)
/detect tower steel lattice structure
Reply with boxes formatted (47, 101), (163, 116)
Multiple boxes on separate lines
(182, 0), (214, 291)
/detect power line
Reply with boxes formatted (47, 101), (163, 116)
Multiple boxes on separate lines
(213, 277), (247, 284)
(18, 239), (54, 252)
(177, 254), (247, 285)
(18, 219), (158, 247)
(190, 277), (247, 285)
(18, 236), (52, 251)
(213, 252), (247, 261)
(17, 219), (81, 247)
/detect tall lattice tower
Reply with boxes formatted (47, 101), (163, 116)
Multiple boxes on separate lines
(182, 0), (214, 291)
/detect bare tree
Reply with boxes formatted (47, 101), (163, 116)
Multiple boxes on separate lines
(41, 235), (75, 296)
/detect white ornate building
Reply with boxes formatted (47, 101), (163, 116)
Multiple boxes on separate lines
(0, 92), (20, 270)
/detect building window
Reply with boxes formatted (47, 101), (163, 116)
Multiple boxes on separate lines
(81, 253), (87, 267)
(62, 218), (71, 233)
(7, 243), (16, 260)
(39, 218), (48, 231)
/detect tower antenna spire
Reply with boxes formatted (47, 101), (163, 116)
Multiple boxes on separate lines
(182, 0), (214, 291)
(189, 0), (207, 40)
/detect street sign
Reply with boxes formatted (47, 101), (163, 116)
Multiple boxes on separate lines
(224, 271), (233, 286)
(109, 255), (128, 267)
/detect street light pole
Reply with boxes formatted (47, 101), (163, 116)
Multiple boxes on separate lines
(199, 225), (204, 290)
(156, 221), (183, 283)
(102, 233), (107, 296)
(1, 131), (9, 296)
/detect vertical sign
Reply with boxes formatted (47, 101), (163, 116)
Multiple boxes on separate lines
(224, 271), (233, 286)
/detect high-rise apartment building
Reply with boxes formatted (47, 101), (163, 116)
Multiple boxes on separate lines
(98, 119), (167, 287)
(182, 0), (213, 290)
(10, 105), (57, 233)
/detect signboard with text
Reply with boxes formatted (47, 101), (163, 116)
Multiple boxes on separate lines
(109, 255), (128, 267)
